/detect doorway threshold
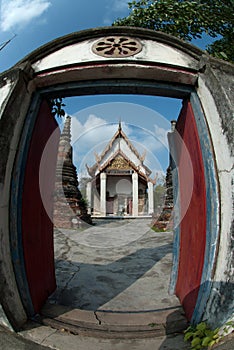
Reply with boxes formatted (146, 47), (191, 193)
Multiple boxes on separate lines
(40, 303), (187, 339)
(92, 215), (152, 219)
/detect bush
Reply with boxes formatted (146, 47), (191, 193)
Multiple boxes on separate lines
(184, 322), (221, 349)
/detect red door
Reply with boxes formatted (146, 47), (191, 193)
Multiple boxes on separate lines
(174, 99), (206, 320)
(21, 100), (60, 314)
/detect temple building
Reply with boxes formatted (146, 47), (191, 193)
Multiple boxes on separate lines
(53, 116), (92, 228)
(86, 122), (156, 217)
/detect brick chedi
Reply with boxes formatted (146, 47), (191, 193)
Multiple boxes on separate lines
(53, 116), (92, 228)
(152, 121), (175, 231)
(152, 165), (173, 231)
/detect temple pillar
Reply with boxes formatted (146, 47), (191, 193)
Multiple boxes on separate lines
(86, 181), (92, 214)
(132, 172), (138, 216)
(100, 172), (107, 216)
(148, 181), (154, 215)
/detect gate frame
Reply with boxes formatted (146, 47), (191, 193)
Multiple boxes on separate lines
(0, 27), (233, 330)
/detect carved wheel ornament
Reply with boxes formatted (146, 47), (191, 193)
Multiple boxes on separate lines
(92, 36), (142, 58)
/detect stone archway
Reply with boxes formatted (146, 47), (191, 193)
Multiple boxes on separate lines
(0, 27), (233, 330)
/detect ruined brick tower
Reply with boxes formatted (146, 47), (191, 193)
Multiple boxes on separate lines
(53, 116), (92, 228)
(152, 121), (175, 231)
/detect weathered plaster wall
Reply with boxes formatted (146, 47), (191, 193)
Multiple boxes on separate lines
(0, 66), (34, 330)
(0, 77), (14, 118)
(196, 61), (234, 327)
(16, 27), (200, 89)
(32, 38), (197, 73)
(0, 305), (13, 331)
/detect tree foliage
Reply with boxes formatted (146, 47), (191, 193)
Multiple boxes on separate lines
(154, 184), (165, 209)
(113, 0), (234, 63)
(48, 98), (66, 118)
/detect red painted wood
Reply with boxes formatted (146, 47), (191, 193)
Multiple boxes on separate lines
(22, 100), (60, 313)
(175, 100), (206, 320)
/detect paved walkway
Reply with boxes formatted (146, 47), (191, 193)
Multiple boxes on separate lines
(1, 218), (233, 349)
(50, 218), (180, 312)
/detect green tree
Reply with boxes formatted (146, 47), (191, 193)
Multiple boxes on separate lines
(48, 98), (66, 118)
(154, 184), (165, 210)
(113, 0), (234, 63)
(79, 176), (91, 199)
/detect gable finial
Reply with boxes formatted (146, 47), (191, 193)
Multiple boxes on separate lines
(118, 119), (122, 131)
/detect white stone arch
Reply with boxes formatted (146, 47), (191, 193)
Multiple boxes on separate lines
(0, 27), (233, 330)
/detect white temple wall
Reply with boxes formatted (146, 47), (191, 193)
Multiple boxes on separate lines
(92, 189), (100, 215)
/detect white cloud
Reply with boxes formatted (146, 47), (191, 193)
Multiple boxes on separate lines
(71, 114), (132, 147)
(71, 114), (110, 146)
(71, 114), (116, 166)
(128, 124), (169, 154)
(154, 125), (170, 148)
(112, 0), (129, 12)
(0, 0), (51, 31)
(103, 0), (129, 26)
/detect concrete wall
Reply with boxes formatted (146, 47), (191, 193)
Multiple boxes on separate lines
(196, 60), (234, 327)
(0, 27), (233, 330)
(0, 65), (35, 330)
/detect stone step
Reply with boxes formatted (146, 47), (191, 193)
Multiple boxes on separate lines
(40, 303), (188, 339)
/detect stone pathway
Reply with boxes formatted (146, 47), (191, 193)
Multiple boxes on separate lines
(3, 218), (233, 350)
(12, 218), (234, 349)
(49, 219), (180, 312)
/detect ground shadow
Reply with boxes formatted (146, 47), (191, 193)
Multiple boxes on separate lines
(49, 243), (173, 310)
(159, 309), (189, 349)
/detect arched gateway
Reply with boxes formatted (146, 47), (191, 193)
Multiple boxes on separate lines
(0, 27), (233, 330)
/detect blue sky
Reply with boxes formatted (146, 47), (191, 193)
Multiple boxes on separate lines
(0, 0), (212, 180)
(0, 0), (132, 71)
(0, 0), (211, 72)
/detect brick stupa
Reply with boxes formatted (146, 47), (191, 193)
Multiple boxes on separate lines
(53, 116), (92, 228)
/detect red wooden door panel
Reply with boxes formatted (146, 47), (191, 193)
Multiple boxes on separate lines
(22, 100), (60, 313)
(175, 99), (206, 320)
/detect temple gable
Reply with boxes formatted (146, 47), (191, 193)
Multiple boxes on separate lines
(87, 123), (152, 179)
(107, 155), (132, 171)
